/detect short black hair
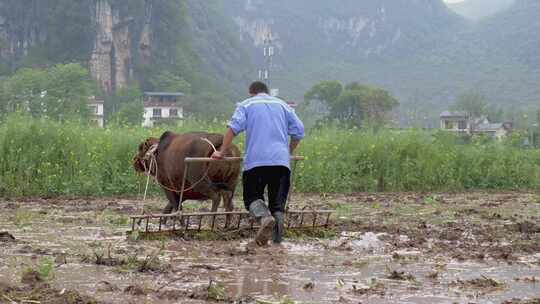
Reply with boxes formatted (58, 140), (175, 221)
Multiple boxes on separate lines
(249, 81), (269, 95)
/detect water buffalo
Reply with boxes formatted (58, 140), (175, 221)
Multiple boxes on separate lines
(133, 131), (241, 214)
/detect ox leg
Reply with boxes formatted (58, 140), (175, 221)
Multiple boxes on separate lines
(210, 193), (221, 213)
(163, 190), (180, 214)
(222, 191), (234, 212)
(222, 191), (234, 229)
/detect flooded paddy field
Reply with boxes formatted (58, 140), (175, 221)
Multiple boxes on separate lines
(0, 192), (539, 304)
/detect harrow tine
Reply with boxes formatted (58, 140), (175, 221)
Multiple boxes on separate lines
(224, 214), (230, 229)
(236, 214), (242, 229)
(325, 213), (331, 228)
(287, 213), (291, 229)
(184, 215), (190, 231)
(211, 214), (216, 231)
(128, 209), (333, 235)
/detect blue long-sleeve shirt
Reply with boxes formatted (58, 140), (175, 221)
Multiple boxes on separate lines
(227, 93), (305, 171)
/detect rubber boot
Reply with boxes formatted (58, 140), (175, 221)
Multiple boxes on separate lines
(249, 199), (275, 246)
(272, 212), (285, 244)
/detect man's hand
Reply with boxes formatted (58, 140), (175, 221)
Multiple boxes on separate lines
(289, 139), (301, 155)
(211, 150), (224, 159)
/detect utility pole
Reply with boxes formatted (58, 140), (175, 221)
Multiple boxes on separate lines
(258, 33), (279, 97)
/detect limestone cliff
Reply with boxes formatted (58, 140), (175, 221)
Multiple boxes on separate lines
(0, 1), (48, 66)
(90, 0), (137, 93)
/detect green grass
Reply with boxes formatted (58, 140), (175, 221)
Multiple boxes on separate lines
(96, 210), (130, 226)
(37, 257), (54, 280)
(1, 113), (540, 197)
(12, 210), (42, 228)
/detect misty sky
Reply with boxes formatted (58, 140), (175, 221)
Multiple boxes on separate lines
(444, 0), (465, 3)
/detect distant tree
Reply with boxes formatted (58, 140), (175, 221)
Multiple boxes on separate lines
(4, 68), (48, 116)
(108, 85), (143, 126)
(112, 102), (144, 126)
(305, 80), (398, 128)
(107, 85), (142, 115)
(304, 80), (343, 106)
(486, 105), (504, 122)
(3, 63), (93, 120)
(360, 85), (399, 129)
(44, 63), (92, 120)
(0, 81), (6, 114)
(149, 71), (192, 94)
(452, 90), (487, 118)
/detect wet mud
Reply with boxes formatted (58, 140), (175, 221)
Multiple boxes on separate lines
(0, 192), (539, 303)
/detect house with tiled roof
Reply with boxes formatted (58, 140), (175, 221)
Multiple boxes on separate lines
(440, 111), (512, 139)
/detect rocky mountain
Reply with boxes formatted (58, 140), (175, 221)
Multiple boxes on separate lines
(448, 0), (515, 20)
(221, 0), (540, 122)
(0, 0), (250, 98)
(222, 0), (464, 103)
(0, 0), (538, 123)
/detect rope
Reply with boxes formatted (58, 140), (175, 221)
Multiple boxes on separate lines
(141, 137), (218, 197)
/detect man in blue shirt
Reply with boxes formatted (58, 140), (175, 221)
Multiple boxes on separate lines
(212, 81), (305, 246)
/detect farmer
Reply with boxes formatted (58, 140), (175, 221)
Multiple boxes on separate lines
(212, 81), (305, 246)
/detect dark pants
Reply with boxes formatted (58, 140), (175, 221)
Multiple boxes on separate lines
(242, 166), (291, 213)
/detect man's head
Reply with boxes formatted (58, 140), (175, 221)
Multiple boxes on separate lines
(249, 81), (269, 96)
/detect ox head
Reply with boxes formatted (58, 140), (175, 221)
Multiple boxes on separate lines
(132, 137), (159, 174)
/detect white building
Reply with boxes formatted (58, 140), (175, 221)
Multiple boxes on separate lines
(142, 92), (184, 127)
(87, 96), (104, 127)
(440, 111), (512, 139)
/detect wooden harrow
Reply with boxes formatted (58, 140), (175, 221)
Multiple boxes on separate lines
(128, 156), (334, 237)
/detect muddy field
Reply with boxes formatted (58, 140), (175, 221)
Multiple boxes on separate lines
(1, 192), (539, 304)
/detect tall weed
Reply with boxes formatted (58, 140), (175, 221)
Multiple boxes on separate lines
(1, 114), (539, 197)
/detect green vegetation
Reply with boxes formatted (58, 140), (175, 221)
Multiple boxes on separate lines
(304, 81), (399, 129)
(97, 210), (130, 226)
(0, 63), (92, 120)
(21, 257), (55, 283)
(0, 1), (247, 121)
(296, 126), (540, 192)
(37, 257), (55, 281)
(0, 114), (539, 197)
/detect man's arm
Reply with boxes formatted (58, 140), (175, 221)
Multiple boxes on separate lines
(212, 105), (246, 159)
(287, 107), (305, 155)
(212, 127), (235, 159)
(289, 139), (301, 155)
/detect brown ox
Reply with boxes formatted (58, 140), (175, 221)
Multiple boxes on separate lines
(133, 131), (241, 214)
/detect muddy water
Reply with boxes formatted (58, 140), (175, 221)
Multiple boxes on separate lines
(0, 196), (539, 303)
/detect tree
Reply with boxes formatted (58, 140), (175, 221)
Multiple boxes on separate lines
(4, 68), (48, 116)
(360, 85), (399, 129)
(148, 71), (192, 94)
(486, 105), (504, 122)
(2, 63), (93, 120)
(452, 90), (487, 118)
(108, 85), (143, 126)
(112, 102), (144, 126)
(304, 80), (342, 106)
(304, 80), (399, 128)
(44, 63), (92, 120)
(107, 85), (141, 114)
